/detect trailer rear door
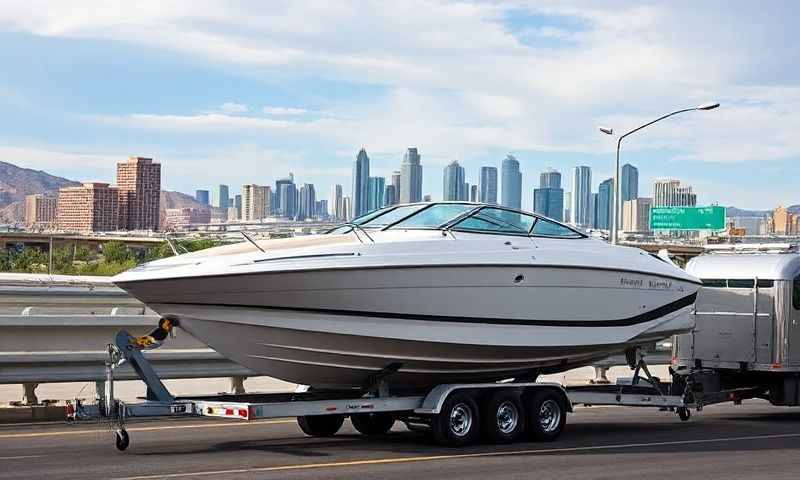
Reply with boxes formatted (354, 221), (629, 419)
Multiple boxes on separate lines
(692, 280), (773, 367)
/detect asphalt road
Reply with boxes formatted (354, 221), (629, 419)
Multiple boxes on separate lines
(1, 401), (799, 480)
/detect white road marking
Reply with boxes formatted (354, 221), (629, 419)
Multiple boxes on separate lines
(0, 455), (44, 460)
(112, 432), (800, 480)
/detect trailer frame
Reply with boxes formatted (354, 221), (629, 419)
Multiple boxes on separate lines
(68, 328), (694, 451)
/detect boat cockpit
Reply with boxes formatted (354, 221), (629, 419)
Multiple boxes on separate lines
(328, 202), (586, 239)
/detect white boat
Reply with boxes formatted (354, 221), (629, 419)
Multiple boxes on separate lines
(113, 202), (701, 389)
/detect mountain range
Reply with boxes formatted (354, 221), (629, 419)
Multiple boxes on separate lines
(0, 161), (204, 224)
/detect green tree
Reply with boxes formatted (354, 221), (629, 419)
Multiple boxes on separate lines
(102, 241), (132, 264)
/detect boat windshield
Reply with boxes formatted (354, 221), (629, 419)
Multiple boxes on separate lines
(389, 203), (476, 229)
(327, 202), (585, 238)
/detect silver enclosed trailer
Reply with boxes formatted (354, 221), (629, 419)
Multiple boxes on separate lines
(673, 247), (800, 406)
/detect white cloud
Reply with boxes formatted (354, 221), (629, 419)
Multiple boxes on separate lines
(219, 102), (248, 114)
(1, 0), (799, 207)
(263, 106), (308, 116)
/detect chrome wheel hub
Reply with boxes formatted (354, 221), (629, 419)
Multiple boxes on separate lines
(539, 399), (561, 433)
(449, 403), (473, 437)
(496, 401), (519, 434)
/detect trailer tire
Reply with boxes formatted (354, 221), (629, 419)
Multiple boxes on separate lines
(297, 414), (345, 437)
(432, 391), (480, 447)
(351, 412), (395, 435)
(527, 389), (567, 442)
(115, 429), (130, 451)
(481, 390), (525, 444)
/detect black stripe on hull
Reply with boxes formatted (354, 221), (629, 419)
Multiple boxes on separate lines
(156, 291), (697, 328)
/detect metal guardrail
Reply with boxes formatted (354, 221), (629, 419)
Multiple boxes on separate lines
(0, 274), (256, 401)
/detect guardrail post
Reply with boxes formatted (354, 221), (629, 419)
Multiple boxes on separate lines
(230, 376), (247, 394)
(590, 366), (610, 384)
(22, 383), (39, 405)
(95, 380), (106, 404)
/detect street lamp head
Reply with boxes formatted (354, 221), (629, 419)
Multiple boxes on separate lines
(598, 126), (614, 135)
(696, 102), (720, 111)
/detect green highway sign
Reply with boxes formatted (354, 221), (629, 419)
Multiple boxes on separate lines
(650, 206), (726, 230)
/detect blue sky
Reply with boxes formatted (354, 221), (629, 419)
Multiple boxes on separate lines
(0, 0), (798, 210)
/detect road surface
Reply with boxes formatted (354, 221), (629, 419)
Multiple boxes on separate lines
(1, 400), (799, 479)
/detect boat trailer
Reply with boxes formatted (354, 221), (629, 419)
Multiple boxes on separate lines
(68, 322), (699, 451)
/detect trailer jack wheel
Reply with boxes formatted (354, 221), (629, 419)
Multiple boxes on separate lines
(115, 429), (130, 451)
(677, 407), (691, 422)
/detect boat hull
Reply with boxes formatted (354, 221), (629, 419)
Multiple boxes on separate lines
(119, 264), (697, 388)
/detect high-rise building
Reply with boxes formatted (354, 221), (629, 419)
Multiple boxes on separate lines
(770, 206), (800, 235)
(367, 176), (385, 212)
(501, 154), (522, 209)
(540, 168), (561, 189)
(195, 189), (210, 205)
(533, 167), (564, 222)
(274, 175), (294, 214)
(234, 194), (242, 218)
(352, 148), (370, 217)
(278, 182), (298, 219)
(443, 161), (466, 201)
(330, 184), (344, 220)
(24, 194), (58, 228)
(298, 183), (316, 220)
(596, 178), (614, 230)
(653, 179), (697, 206)
(242, 184), (271, 221)
(384, 184), (397, 207)
(564, 192), (571, 224)
(622, 198), (653, 233)
(470, 184), (478, 202)
(390, 171), (401, 205)
(400, 147), (423, 204)
(571, 166), (592, 227)
(116, 156), (161, 231)
(590, 192), (598, 228)
(211, 184), (230, 210)
(316, 199), (328, 219)
(533, 188), (564, 222)
(621, 164), (638, 202)
(479, 166), (498, 204)
(163, 208), (211, 231)
(57, 182), (119, 232)
(342, 196), (352, 221)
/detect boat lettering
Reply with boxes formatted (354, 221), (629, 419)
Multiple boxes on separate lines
(620, 277), (644, 288)
(648, 279), (672, 289)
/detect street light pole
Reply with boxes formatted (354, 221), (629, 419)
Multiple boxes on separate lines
(599, 102), (719, 244)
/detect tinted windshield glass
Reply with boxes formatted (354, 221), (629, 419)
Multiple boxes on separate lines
(351, 206), (395, 225)
(359, 204), (428, 228)
(455, 207), (535, 234)
(531, 218), (583, 238)
(391, 204), (475, 229)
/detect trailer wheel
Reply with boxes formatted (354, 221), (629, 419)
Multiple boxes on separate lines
(432, 391), (480, 447)
(297, 414), (345, 437)
(481, 390), (525, 444)
(115, 429), (130, 451)
(527, 390), (567, 442)
(351, 412), (396, 435)
(677, 407), (691, 422)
